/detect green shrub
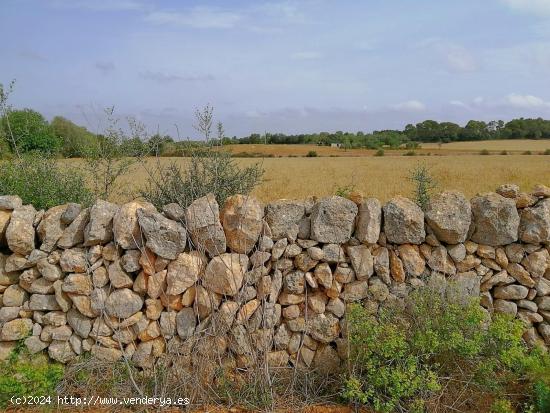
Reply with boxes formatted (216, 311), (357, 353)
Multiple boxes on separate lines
(408, 164), (436, 210)
(306, 150), (318, 157)
(480, 149), (490, 155)
(403, 150), (416, 156)
(523, 150), (533, 155)
(0, 345), (64, 408)
(139, 147), (263, 210)
(0, 109), (61, 154)
(374, 149), (384, 157)
(0, 153), (93, 209)
(543, 149), (550, 155)
(500, 150), (508, 155)
(343, 286), (549, 413)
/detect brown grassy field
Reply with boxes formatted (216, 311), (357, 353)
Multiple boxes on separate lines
(97, 154), (550, 204)
(220, 139), (550, 157)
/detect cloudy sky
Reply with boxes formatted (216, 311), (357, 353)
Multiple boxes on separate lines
(1, 0), (550, 138)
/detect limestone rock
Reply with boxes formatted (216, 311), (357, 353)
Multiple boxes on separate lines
(221, 195), (263, 254)
(425, 191), (471, 244)
(58, 208), (89, 249)
(519, 199), (550, 244)
(137, 208), (187, 259)
(428, 246), (456, 275)
(84, 200), (119, 246)
(105, 288), (143, 319)
(203, 253), (248, 296)
(6, 205), (36, 255)
(383, 197), (425, 244)
(185, 193), (227, 257)
(37, 205), (67, 252)
(398, 244), (425, 277)
(162, 203), (185, 221)
(347, 245), (373, 280)
(308, 313), (340, 343)
(29, 294), (61, 311)
(166, 251), (206, 295)
(113, 201), (156, 250)
(0, 195), (22, 210)
(310, 196), (358, 243)
(265, 199), (306, 241)
(355, 198), (382, 244)
(494, 285), (529, 300)
(60, 248), (87, 273)
(470, 193), (519, 246)
(176, 308), (196, 339)
(496, 184), (520, 199)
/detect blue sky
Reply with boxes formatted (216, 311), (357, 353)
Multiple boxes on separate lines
(1, 0), (550, 138)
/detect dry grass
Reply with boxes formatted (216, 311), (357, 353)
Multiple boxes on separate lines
(68, 154), (549, 204)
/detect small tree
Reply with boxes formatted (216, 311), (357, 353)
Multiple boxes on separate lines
(408, 164), (436, 210)
(194, 104), (214, 144)
(0, 80), (18, 158)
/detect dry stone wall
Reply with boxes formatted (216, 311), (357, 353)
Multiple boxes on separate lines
(0, 183), (549, 370)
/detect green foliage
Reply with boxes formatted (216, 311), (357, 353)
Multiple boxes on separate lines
(543, 149), (550, 155)
(408, 164), (436, 210)
(1, 109), (61, 154)
(500, 150), (508, 155)
(523, 150), (533, 155)
(480, 149), (490, 155)
(50, 116), (97, 157)
(0, 153), (93, 209)
(306, 150), (318, 157)
(139, 147), (264, 209)
(344, 287), (550, 413)
(0, 346), (64, 408)
(491, 399), (514, 413)
(374, 148), (384, 156)
(403, 150), (416, 156)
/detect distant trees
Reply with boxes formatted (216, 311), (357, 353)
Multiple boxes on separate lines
(50, 116), (97, 157)
(1, 109), (61, 154)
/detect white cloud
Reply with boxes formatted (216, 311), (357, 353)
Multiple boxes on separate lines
(140, 71), (215, 83)
(145, 7), (242, 29)
(290, 51), (323, 60)
(392, 100), (426, 111)
(501, 0), (550, 17)
(505, 93), (550, 108)
(449, 100), (469, 109)
(445, 45), (478, 72)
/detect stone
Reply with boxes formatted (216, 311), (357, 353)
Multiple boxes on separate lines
(105, 288), (143, 319)
(283, 304), (301, 319)
(448, 244), (467, 263)
(37, 205), (67, 252)
(121, 250), (141, 273)
(48, 340), (76, 363)
(84, 200), (119, 246)
(347, 245), (374, 280)
(507, 263), (536, 287)
(519, 199), (550, 244)
(91, 345), (122, 362)
(294, 252), (317, 272)
(3, 285), (27, 306)
(0, 318), (33, 340)
(322, 244), (346, 263)
(29, 294), (61, 311)
(446, 272), (480, 306)
(136, 208), (187, 259)
(267, 350), (289, 367)
(53, 281), (71, 312)
(203, 253), (248, 296)
(341, 280), (369, 301)
(28, 278), (54, 294)
(113, 201), (156, 250)
(60, 248), (87, 273)
(67, 309), (92, 338)
(162, 203), (185, 221)
(166, 251), (206, 295)
(398, 244), (425, 277)
(516, 193), (537, 209)
(496, 184), (520, 199)
(37, 259), (63, 282)
(428, 246), (456, 275)
(536, 278), (550, 297)
(62, 274), (92, 295)
(175, 308), (196, 339)
(6, 205), (36, 255)
(470, 193), (519, 246)
(505, 244), (524, 263)
(355, 198), (382, 244)
(159, 311), (176, 337)
(58, 206), (90, 248)
(221, 195), (263, 254)
(0, 195), (22, 210)
(314, 263), (332, 289)
(383, 196), (425, 244)
(494, 285), (529, 300)
(389, 250), (405, 283)
(24, 336), (48, 354)
(284, 271), (305, 294)
(308, 313), (340, 343)
(533, 183), (550, 198)
(522, 250), (549, 278)
(236, 299), (260, 324)
(185, 193), (227, 257)
(51, 325), (72, 341)
(0, 210), (11, 246)
(373, 247), (391, 284)
(310, 196), (358, 243)
(60, 203), (81, 224)
(425, 191), (471, 244)
(537, 297), (550, 311)
(265, 199), (306, 241)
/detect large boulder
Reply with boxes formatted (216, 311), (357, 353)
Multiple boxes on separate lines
(221, 195), (263, 254)
(0, 195), (22, 210)
(310, 196), (358, 243)
(383, 197), (425, 244)
(265, 200), (306, 241)
(37, 205), (67, 252)
(6, 205), (36, 255)
(355, 198), (381, 244)
(0, 318), (33, 341)
(185, 193), (226, 257)
(84, 200), (119, 246)
(202, 253), (248, 296)
(166, 251), (206, 295)
(0, 210), (11, 246)
(137, 209), (186, 259)
(308, 313), (340, 343)
(105, 288), (143, 319)
(519, 199), (550, 244)
(113, 201), (156, 250)
(425, 191), (471, 244)
(470, 193), (519, 246)
(58, 208), (90, 249)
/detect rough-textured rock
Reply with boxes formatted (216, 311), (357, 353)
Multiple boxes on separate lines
(137, 209), (187, 259)
(265, 200), (306, 241)
(347, 245), (373, 280)
(310, 196), (358, 243)
(37, 205), (67, 252)
(383, 197), (425, 244)
(0, 195), (23, 210)
(398, 244), (425, 277)
(166, 251), (206, 295)
(176, 308), (196, 339)
(60, 248), (87, 273)
(221, 195), (263, 254)
(519, 199), (550, 244)
(6, 205), (36, 255)
(58, 208), (89, 249)
(105, 289), (143, 318)
(84, 200), (119, 246)
(308, 313), (340, 343)
(113, 201), (156, 250)
(203, 253), (248, 296)
(470, 193), (520, 246)
(494, 285), (529, 300)
(425, 191), (471, 244)
(428, 246), (457, 275)
(185, 194), (227, 257)
(355, 198), (382, 244)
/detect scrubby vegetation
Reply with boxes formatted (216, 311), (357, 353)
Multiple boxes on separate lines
(343, 287), (550, 413)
